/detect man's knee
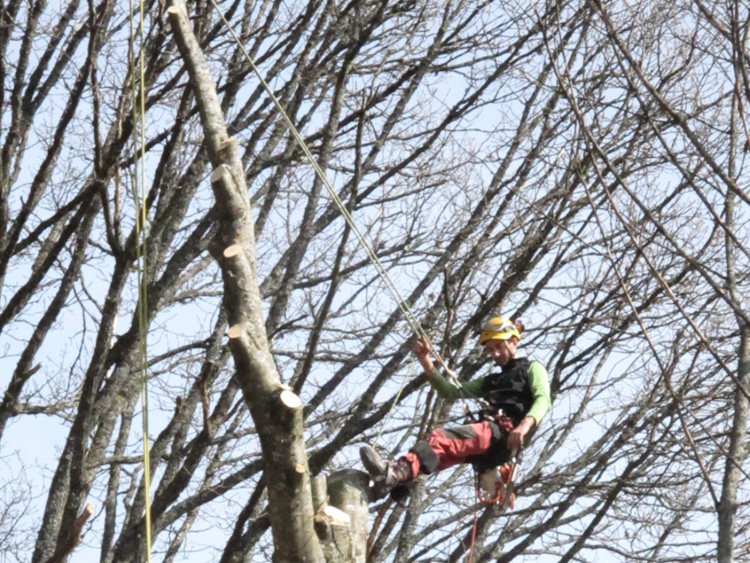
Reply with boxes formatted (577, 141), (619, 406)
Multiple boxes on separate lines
(410, 440), (440, 474)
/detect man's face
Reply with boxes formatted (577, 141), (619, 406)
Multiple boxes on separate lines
(483, 338), (517, 366)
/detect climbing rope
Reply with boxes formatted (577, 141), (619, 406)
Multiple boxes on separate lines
(129, 0), (152, 559)
(467, 492), (479, 563)
(205, 0), (461, 389)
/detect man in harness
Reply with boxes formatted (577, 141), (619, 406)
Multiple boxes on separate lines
(360, 317), (551, 502)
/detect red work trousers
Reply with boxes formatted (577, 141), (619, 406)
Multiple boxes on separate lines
(402, 418), (515, 478)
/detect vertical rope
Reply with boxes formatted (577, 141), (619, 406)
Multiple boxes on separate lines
(468, 477), (479, 563)
(129, 0), (152, 559)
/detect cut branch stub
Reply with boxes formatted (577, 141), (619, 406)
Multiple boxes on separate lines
(224, 244), (243, 258)
(323, 506), (351, 527)
(317, 470), (369, 563)
(227, 325), (244, 339)
(281, 389), (302, 409)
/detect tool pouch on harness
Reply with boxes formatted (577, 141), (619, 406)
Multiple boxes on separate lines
(492, 411), (515, 436)
(463, 403), (516, 435)
(475, 412), (519, 508)
(468, 409), (516, 474)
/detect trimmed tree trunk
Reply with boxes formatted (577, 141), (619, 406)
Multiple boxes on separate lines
(167, 3), (324, 561)
(167, 3), (370, 561)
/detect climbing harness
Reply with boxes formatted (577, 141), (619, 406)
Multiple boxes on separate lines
(129, 0), (152, 559)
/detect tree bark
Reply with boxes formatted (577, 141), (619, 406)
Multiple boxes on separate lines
(718, 326), (750, 563)
(322, 470), (369, 563)
(717, 78), (750, 563)
(167, 2), (325, 560)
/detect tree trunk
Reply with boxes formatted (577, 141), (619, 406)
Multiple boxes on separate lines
(314, 470), (370, 563)
(718, 327), (750, 563)
(167, 2), (324, 560)
(717, 90), (750, 563)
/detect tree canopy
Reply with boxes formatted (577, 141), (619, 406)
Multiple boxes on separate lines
(0, 0), (749, 561)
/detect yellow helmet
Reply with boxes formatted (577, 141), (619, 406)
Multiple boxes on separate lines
(479, 317), (521, 344)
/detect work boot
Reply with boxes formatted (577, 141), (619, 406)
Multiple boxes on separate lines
(360, 446), (413, 501)
(360, 446), (387, 478)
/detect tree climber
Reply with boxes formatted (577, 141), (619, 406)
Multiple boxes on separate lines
(360, 317), (551, 502)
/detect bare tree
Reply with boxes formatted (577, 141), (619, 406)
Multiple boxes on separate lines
(0, 0), (749, 562)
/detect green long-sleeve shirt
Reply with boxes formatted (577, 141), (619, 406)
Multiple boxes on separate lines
(427, 360), (551, 425)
